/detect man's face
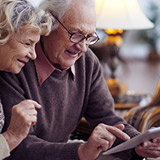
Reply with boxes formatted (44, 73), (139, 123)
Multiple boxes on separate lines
(42, 1), (96, 70)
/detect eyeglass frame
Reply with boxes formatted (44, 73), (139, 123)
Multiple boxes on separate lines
(50, 12), (100, 45)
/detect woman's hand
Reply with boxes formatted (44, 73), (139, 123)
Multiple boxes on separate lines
(2, 99), (41, 151)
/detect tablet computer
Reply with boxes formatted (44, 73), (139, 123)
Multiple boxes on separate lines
(103, 127), (160, 155)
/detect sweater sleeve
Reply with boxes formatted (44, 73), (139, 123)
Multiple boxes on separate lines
(84, 53), (140, 137)
(83, 53), (143, 159)
(0, 134), (10, 159)
(0, 72), (82, 160)
(11, 136), (81, 160)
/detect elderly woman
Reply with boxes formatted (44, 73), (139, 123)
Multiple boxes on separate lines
(0, 0), (52, 159)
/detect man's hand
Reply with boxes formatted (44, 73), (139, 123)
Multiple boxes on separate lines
(78, 123), (130, 160)
(3, 99), (41, 151)
(135, 136), (160, 158)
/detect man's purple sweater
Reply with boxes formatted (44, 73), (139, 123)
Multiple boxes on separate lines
(0, 45), (141, 160)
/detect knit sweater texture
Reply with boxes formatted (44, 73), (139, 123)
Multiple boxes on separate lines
(0, 47), (142, 160)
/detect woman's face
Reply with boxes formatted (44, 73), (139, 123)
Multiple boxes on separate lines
(0, 29), (40, 74)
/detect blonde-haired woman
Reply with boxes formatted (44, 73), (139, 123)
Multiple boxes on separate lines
(0, 0), (52, 159)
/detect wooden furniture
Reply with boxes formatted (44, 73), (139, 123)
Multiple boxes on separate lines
(139, 106), (160, 132)
(70, 117), (91, 141)
(124, 80), (160, 132)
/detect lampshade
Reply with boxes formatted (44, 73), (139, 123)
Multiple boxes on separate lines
(95, 0), (154, 30)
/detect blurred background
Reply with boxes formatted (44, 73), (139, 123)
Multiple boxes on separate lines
(120, 0), (160, 59)
(93, 0), (160, 102)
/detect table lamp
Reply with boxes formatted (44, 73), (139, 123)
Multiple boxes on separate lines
(95, 0), (154, 102)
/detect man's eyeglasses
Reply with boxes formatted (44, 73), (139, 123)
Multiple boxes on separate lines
(51, 13), (100, 45)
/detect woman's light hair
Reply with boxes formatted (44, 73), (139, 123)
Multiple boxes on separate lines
(0, 0), (52, 45)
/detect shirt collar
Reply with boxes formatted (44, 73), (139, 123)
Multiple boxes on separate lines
(34, 42), (75, 86)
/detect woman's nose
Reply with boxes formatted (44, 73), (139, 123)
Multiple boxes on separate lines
(27, 48), (37, 60)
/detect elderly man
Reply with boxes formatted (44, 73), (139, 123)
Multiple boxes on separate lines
(0, 0), (160, 159)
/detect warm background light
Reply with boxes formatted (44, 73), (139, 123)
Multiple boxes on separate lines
(95, 0), (154, 30)
(94, 0), (154, 101)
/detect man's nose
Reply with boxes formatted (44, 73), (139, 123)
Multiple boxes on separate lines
(27, 48), (37, 60)
(75, 39), (88, 53)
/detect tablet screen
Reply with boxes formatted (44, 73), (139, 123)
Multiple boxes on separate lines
(103, 127), (160, 155)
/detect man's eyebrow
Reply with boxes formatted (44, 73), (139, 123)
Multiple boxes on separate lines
(70, 27), (95, 35)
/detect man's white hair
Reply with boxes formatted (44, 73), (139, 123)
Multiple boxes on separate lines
(39, 0), (72, 19)
(39, 0), (95, 30)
